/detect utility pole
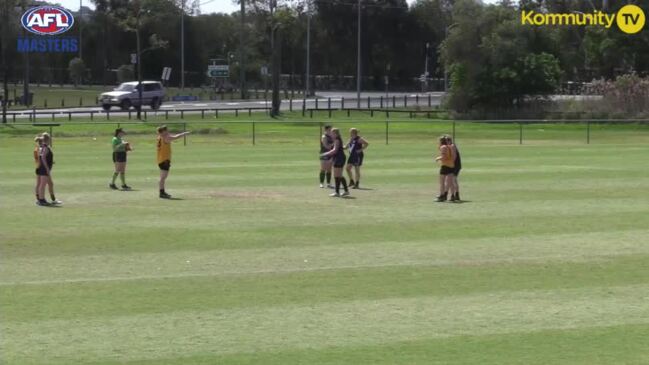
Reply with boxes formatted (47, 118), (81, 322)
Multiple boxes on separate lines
(239, 0), (246, 99)
(304, 0), (311, 97)
(136, 6), (143, 120)
(181, 0), (185, 90)
(21, 0), (30, 106)
(423, 42), (429, 92)
(79, 0), (83, 61)
(1, 0), (9, 123)
(356, 0), (361, 108)
(270, 0), (280, 116)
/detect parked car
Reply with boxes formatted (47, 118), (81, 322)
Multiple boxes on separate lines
(100, 81), (165, 111)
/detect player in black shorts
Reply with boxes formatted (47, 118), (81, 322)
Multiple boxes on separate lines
(345, 128), (369, 189)
(319, 125), (334, 188)
(447, 135), (462, 201)
(110, 128), (132, 190)
(35, 134), (56, 206)
(320, 128), (350, 197)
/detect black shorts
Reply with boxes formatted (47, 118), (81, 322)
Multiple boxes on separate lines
(158, 160), (171, 171)
(35, 166), (49, 176)
(348, 153), (364, 166)
(440, 166), (454, 175)
(333, 156), (346, 168)
(453, 167), (461, 176)
(113, 152), (127, 163)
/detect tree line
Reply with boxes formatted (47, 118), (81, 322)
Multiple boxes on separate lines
(2, 0), (649, 113)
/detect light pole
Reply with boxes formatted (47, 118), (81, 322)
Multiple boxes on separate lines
(444, 23), (458, 93)
(79, 0), (83, 61)
(1, 0), (8, 123)
(304, 0), (311, 98)
(239, 0), (246, 99)
(356, 0), (361, 108)
(181, 0), (185, 90)
(136, 6), (143, 119)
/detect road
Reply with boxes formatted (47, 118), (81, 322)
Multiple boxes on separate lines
(3, 92), (445, 120)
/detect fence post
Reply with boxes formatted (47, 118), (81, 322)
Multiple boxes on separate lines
(79, 97), (83, 107)
(215, 110), (219, 118)
(128, 111), (132, 120)
(428, 94), (431, 107)
(341, 97), (345, 109)
(144, 111), (147, 120)
(347, 109), (350, 117)
(328, 97), (331, 110)
(392, 95), (396, 108)
(367, 96), (370, 109)
(166, 111), (169, 120)
(235, 109), (239, 117)
(380, 96), (383, 108)
(252, 121), (256, 145)
(370, 110), (374, 118)
(328, 109), (332, 118)
(90, 112), (94, 121)
(249, 108), (252, 117)
(315, 98), (319, 109)
(586, 121), (590, 144)
(385, 120), (389, 145)
(183, 123), (187, 146)
(51, 113), (55, 121)
(310, 109), (313, 118)
(107, 111), (110, 120)
(416, 94), (419, 104)
(289, 98), (293, 112)
(68, 112), (72, 121)
(519, 123), (523, 145)
(201, 110), (205, 119)
(404, 95), (408, 107)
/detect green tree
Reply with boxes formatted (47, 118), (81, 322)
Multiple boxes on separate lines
(68, 58), (87, 87)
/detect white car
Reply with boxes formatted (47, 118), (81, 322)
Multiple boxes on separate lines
(100, 81), (165, 111)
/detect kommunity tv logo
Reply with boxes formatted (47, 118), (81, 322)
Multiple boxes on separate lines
(521, 4), (645, 34)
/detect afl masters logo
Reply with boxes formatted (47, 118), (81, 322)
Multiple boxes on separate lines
(21, 6), (75, 36)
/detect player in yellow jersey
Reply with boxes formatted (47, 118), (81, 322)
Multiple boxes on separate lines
(156, 125), (190, 199)
(435, 135), (455, 202)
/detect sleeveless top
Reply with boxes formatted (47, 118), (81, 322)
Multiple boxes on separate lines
(39, 144), (54, 168)
(320, 134), (333, 153)
(348, 136), (363, 157)
(335, 136), (346, 159)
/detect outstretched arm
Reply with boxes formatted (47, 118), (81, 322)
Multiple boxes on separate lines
(164, 131), (191, 142)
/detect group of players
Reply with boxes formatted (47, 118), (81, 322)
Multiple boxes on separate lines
(318, 125), (369, 197)
(32, 125), (461, 205)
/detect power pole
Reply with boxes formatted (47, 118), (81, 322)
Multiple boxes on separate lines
(79, 0), (83, 60)
(136, 7), (143, 120)
(304, 0), (311, 97)
(239, 0), (246, 99)
(181, 0), (185, 90)
(21, 0), (30, 106)
(356, 0), (361, 108)
(1, 0), (9, 123)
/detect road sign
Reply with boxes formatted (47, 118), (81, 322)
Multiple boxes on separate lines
(130, 53), (137, 64)
(161, 67), (172, 81)
(207, 64), (229, 78)
(260, 66), (268, 76)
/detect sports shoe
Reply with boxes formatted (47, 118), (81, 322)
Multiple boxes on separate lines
(160, 192), (172, 199)
(454, 192), (461, 201)
(341, 191), (350, 197)
(50, 199), (63, 205)
(449, 195), (457, 202)
(349, 179), (355, 187)
(121, 185), (132, 190)
(36, 199), (50, 206)
(329, 192), (340, 197)
(109, 183), (118, 190)
(435, 193), (447, 202)
(319, 183), (325, 188)
(327, 184), (334, 189)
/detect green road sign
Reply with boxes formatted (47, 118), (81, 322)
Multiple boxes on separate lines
(208, 65), (229, 78)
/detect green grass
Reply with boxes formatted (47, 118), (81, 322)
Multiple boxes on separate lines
(2, 119), (649, 364)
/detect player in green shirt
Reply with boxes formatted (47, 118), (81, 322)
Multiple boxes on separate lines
(110, 128), (132, 190)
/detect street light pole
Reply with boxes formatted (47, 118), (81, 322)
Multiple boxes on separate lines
(181, 0), (185, 90)
(79, 0), (83, 60)
(239, 0), (246, 99)
(136, 8), (143, 119)
(356, 0), (361, 108)
(444, 23), (458, 93)
(1, 0), (8, 123)
(423, 42), (429, 92)
(305, 0), (311, 97)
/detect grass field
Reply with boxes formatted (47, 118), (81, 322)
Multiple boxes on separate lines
(2, 116), (649, 364)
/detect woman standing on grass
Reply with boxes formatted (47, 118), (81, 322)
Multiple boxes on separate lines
(110, 128), (132, 190)
(435, 135), (455, 202)
(157, 125), (191, 199)
(319, 125), (334, 188)
(321, 128), (350, 197)
(446, 135), (462, 201)
(345, 128), (369, 189)
(34, 133), (59, 206)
